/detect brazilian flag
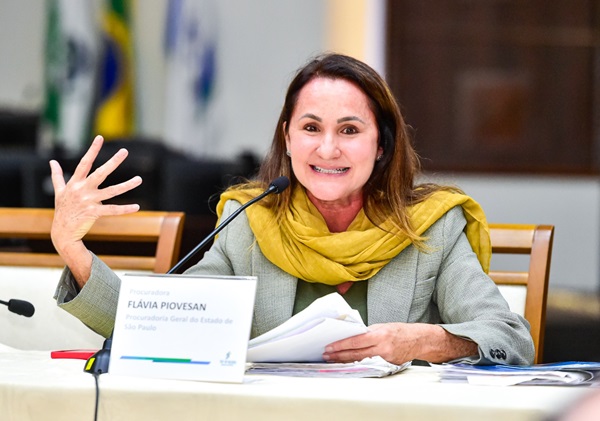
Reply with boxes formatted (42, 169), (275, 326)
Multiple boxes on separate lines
(94, 0), (135, 138)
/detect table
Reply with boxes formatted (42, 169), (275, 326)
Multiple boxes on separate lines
(0, 346), (590, 421)
(0, 266), (105, 350)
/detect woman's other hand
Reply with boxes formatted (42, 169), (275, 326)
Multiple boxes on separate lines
(49, 135), (143, 286)
(322, 322), (478, 365)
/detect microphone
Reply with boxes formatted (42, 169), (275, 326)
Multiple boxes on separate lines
(167, 175), (290, 274)
(0, 298), (35, 317)
(84, 176), (290, 375)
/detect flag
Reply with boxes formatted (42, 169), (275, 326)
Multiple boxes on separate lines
(42, 0), (98, 153)
(163, 0), (219, 157)
(94, 0), (135, 139)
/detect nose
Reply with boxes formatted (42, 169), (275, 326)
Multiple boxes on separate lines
(317, 132), (341, 159)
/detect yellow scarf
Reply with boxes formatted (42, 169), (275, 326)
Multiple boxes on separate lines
(216, 186), (490, 286)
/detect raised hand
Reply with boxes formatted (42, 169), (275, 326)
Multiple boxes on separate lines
(49, 135), (143, 286)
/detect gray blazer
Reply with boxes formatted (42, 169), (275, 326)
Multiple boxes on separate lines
(55, 202), (535, 365)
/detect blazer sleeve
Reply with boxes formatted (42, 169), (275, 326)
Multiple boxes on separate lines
(53, 200), (244, 338)
(54, 253), (121, 338)
(433, 207), (535, 365)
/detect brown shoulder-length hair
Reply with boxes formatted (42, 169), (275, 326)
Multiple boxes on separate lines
(237, 52), (457, 243)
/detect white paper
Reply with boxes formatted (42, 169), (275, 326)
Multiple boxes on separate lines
(247, 292), (368, 363)
(247, 356), (411, 378)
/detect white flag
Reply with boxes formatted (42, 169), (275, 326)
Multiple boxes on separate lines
(163, 0), (219, 158)
(43, 0), (99, 153)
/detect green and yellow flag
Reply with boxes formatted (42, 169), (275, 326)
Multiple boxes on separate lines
(43, 0), (98, 152)
(94, 0), (135, 138)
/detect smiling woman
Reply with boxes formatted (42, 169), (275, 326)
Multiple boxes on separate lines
(284, 77), (382, 232)
(52, 53), (535, 367)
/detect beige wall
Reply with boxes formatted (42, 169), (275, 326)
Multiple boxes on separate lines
(325, 0), (386, 75)
(0, 0), (597, 293)
(326, 0), (368, 59)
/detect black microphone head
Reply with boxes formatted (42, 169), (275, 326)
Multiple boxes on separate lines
(270, 176), (290, 194)
(8, 299), (35, 317)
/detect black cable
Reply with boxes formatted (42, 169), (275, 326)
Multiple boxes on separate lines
(92, 372), (100, 421)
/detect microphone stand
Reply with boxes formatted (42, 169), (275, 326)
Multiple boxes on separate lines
(83, 176), (290, 375)
(167, 181), (285, 274)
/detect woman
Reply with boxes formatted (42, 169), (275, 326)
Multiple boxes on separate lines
(51, 53), (534, 365)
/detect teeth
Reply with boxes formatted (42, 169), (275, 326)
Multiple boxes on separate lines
(312, 166), (349, 174)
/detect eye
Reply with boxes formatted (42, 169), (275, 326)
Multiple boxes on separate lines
(303, 124), (319, 132)
(341, 126), (359, 135)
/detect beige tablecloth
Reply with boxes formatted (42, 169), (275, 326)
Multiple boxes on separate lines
(0, 346), (589, 421)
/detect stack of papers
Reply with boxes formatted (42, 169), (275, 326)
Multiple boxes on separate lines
(434, 361), (600, 386)
(245, 293), (409, 378)
(247, 356), (410, 378)
(247, 293), (368, 363)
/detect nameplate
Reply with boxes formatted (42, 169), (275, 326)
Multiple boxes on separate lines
(109, 273), (257, 383)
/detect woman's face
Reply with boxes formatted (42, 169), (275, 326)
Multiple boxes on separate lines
(285, 77), (382, 208)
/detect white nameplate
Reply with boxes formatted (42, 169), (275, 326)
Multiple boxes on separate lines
(109, 273), (257, 383)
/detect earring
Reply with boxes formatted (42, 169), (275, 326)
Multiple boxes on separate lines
(286, 150), (291, 157)
(376, 154), (383, 161)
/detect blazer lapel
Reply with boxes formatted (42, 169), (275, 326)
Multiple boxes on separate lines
(248, 240), (420, 332)
(250, 245), (297, 337)
(367, 246), (418, 324)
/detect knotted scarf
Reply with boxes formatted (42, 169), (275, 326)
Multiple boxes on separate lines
(216, 186), (490, 286)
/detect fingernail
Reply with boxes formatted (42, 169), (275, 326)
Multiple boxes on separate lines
(322, 354), (330, 361)
(325, 346), (333, 353)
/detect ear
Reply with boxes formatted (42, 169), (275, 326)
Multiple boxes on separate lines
(378, 123), (394, 157)
(283, 121), (291, 151)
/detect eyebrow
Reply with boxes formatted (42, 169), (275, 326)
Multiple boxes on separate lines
(298, 113), (366, 124)
(337, 116), (366, 124)
(299, 113), (322, 122)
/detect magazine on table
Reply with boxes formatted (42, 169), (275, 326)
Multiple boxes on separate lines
(433, 361), (600, 386)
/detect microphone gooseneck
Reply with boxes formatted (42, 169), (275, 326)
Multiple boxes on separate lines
(0, 298), (35, 317)
(167, 176), (290, 274)
(84, 176), (290, 375)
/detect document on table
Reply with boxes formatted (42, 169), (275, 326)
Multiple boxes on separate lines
(433, 361), (600, 386)
(247, 356), (410, 378)
(246, 292), (368, 363)
(245, 292), (409, 378)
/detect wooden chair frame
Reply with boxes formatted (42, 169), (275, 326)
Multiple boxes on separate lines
(0, 208), (185, 273)
(488, 224), (554, 364)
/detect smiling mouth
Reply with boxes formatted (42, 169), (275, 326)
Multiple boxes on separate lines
(311, 165), (350, 174)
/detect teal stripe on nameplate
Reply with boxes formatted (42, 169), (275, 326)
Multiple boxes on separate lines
(121, 356), (210, 365)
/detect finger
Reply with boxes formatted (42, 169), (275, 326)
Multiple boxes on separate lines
(326, 331), (372, 353)
(49, 160), (66, 192)
(99, 203), (141, 216)
(87, 148), (130, 188)
(97, 176), (143, 202)
(71, 135), (104, 181)
(323, 346), (375, 363)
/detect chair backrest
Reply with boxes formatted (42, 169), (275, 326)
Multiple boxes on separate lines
(0, 208), (185, 273)
(488, 224), (554, 364)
